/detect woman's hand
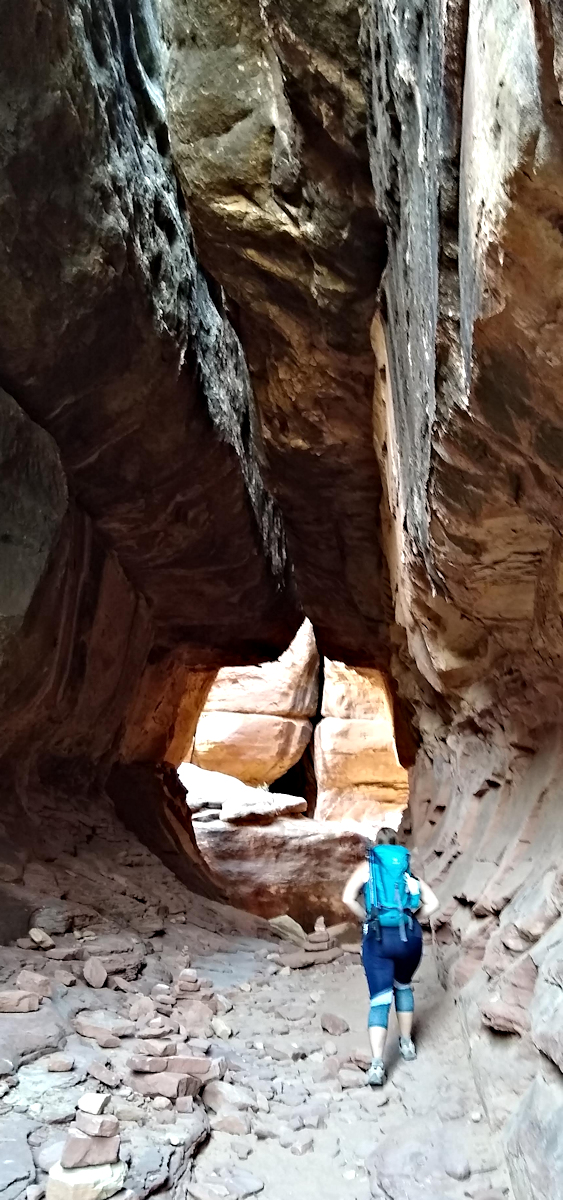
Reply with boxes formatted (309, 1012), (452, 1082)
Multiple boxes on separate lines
(417, 878), (440, 920)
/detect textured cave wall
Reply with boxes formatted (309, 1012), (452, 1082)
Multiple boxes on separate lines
(163, 0), (392, 665)
(0, 0), (303, 899)
(362, 1), (563, 1193)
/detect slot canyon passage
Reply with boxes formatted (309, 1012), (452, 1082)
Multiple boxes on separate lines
(3, 0), (563, 1198)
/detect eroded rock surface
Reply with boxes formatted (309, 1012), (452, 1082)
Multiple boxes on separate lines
(362, 3), (563, 1194)
(164, 0), (390, 665)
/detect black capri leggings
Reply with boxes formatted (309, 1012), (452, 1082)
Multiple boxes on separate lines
(362, 920), (423, 1028)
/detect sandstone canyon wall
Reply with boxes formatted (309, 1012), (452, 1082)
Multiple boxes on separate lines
(2, 0), (563, 1194)
(363, 2), (563, 1193)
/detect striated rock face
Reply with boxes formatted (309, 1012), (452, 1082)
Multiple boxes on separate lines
(0, 0), (300, 793)
(0, 0), (301, 892)
(360, 3), (563, 1195)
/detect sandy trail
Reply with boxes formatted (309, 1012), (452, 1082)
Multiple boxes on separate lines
(191, 934), (512, 1200)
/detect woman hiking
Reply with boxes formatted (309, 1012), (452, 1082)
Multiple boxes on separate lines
(342, 827), (439, 1086)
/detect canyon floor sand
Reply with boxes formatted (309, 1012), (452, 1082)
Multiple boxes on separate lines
(190, 933), (513, 1200)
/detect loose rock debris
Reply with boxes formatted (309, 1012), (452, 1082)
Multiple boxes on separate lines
(0, 800), (513, 1200)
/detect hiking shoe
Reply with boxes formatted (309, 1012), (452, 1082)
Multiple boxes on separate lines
(366, 1058), (386, 1086)
(399, 1036), (417, 1061)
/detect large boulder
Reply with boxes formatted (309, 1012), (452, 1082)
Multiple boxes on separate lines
(193, 816), (367, 926)
(191, 621), (318, 785)
(202, 620), (319, 718)
(192, 712), (312, 787)
(314, 662), (408, 821)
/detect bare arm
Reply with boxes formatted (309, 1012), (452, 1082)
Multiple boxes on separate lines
(417, 878), (439, 920)
(342, 862), (369, 922)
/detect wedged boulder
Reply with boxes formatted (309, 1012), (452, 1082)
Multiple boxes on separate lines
(202, 620), (319, 717)
(321, 661), (395, 719)
(192, 712), (312, 787)
(314, 717), (408, 822)
(193, 817), (367, 926)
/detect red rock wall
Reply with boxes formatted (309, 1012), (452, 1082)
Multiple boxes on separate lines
(363, 2), (563, 1192)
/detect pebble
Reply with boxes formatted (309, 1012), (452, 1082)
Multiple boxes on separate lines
(444, 1152), (471, 1181)
(29, 928), (55, 950)
(211, 1111), (251, 1135)
(46, 1055), (75, 1073)
(290, 1130), (314, 1156)
(211, 1017), (232, 1040)
(27, 1186), (45, 1200)
(320, 1013), (349, 1036)
(78, 1094), (110, 1116)
(82, 960), (108, 989)
(87, 1063), (118, 1088)
(53, 971), (76, 988)
(233, 1141), (253, 1160)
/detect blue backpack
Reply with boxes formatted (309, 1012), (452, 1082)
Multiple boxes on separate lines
(364, 843), (420, 940)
